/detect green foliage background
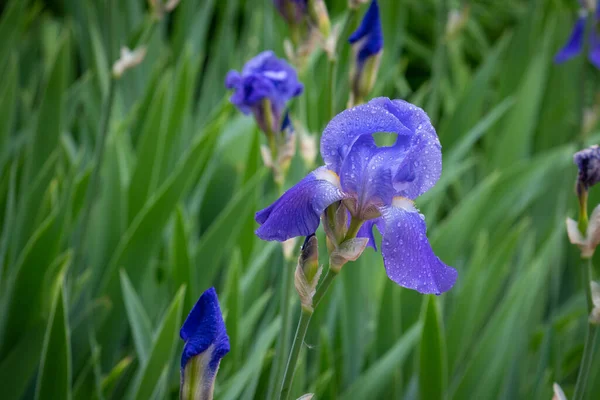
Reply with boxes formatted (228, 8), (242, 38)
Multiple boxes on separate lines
(0, 0), (599, 399)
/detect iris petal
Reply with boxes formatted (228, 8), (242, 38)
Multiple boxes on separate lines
(339, 135), (396, 213)
(555, 16), (586, 64)
(380, 199), (457, 295)
(357, 218), (383, 250)
(255, 167), (346, 241)
(321, 97), (413, 174)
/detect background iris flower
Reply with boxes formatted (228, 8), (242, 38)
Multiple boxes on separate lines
(555, 0), (600, 68)
(255, 97), (457, 294)
(225, 51), (303, 134)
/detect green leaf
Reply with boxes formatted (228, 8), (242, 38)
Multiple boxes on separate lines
(419, 296), (447, 400)
(341, 324), (422, 400)
(127, 285), (186, 400)
(119, 269), (153, 364)
(35, 282), (72, 400)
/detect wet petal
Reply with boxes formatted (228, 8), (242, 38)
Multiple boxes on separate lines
(255, 167), (346, 241)
(180, 288), (230, 370)
(339, 135), (396, 214)
(321, 98), (442, 200)
(380, 198), (457, 294)
(321, 97), (413, 173)
(388, 99), (442, 198)
(554, 16), (586, 64)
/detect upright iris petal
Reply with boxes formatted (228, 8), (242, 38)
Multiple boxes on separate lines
(225, 51), (303, 134)
(348, 0), (383, 105)
(180, 288), (230, 400)
(554, 3), (600, 69)
(255, 97), (457, 294)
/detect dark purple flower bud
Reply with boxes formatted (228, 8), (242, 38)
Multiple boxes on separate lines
(575, 145), (600, 190)
(348, 0), (383, 105)
(180, 288), (230, 400)
(273, 0), (308, 25)
(225, 51), (303, 134)
(254, 98), (457, 294)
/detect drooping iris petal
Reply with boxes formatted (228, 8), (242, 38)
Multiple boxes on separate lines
(348, 0), (383, 65)
(379, 198), (457, 295)
(180, 288), (230, 400)
(255, 167), (346, 241)
(321, 97), (413, 173)
(555, 15), (586, 63)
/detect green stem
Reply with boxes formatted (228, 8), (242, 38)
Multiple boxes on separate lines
(573, 259), (598, 400)
(279, 308), (313, 400)
(268, 257), (295, 400)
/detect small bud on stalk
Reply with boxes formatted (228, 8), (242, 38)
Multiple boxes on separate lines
(294, 235), (322, 312)
(112, 47), (147, 78)
(589, 281), (600, 324)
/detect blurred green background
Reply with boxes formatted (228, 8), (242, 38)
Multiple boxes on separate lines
(1, 0), (599, 399)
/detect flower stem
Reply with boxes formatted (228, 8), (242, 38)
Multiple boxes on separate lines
(279, 266), (339, 400)
(268, 257), (295, 400)
(573, 258), (598, 400)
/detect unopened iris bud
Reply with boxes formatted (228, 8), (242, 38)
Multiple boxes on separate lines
(348, 0), (383, 107)
(180, 288), (230, 400)
(294, 235), (323, 311)
(308, 0), (331, 40)
(445, 6), (470, 40)
(330, 237), (369, 272)
(575, 145), (600, 192)
(225, 51), (303, 137)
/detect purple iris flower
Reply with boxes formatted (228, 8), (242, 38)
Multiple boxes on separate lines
(273, 0), (307, 25)
(225, 51), (303, 134)
(255, 97), (457, 295)
(555, 1), (600, 69)
(180, 288), (230, 399)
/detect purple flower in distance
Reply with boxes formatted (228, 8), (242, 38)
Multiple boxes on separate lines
(273, 0), (307, 25)
(348, 0), (384, 105)
(180, 288), (230, 400)
(255, 97), (457, 295)
(225, 51), (303, 134)
(555, 1), (600, 69)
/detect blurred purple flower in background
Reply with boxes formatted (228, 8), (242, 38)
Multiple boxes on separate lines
(348, 0), (384, 105)
(575, 145), (600, 190)
(255, 97), (457, 295)
(273, 0), (307, 25)
(180, 288), (230, 400)
(555, 1), (600, 68)
(225, 51), (303, 134)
